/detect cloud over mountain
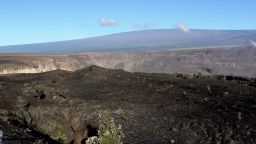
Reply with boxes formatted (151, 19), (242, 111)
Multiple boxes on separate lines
(175, 23), (190, 32)
(99, 18), (118, 26)
(251, 40), (256, 47)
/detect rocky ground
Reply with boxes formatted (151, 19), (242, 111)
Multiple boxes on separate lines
(0, 65), (256, 144)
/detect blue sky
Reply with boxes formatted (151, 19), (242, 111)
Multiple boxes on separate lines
(0, 0), (255, 46)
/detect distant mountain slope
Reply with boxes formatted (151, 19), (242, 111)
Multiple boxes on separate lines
(1, 29), (256, 53)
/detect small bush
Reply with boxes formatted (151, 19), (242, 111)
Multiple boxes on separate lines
(97, 110), (124, 144)
(52, 130), (68, 142)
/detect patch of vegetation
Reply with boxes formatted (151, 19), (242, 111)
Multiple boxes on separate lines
(47, 119), (68, 142)
(52, 130), (68, 142)
(98, 110), (124, 144)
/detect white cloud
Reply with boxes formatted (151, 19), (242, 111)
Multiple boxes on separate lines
(251, 40), (256, 47)
(99, 18), (118, 26)
(175, 23), (190, 32)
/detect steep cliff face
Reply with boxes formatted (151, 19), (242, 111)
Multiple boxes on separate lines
(0, 65), (57, 74)
(0, 57), (77, 74)
(1, 45), (256, 77)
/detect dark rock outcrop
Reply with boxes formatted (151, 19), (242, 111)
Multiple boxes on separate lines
(0, 66), (256, 143)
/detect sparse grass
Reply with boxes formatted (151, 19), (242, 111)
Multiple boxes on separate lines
(47, 119), (57, 130)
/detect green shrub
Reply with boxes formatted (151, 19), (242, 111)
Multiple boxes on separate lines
(98, 110), (124, 144)
(52, 130), (68, 142)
